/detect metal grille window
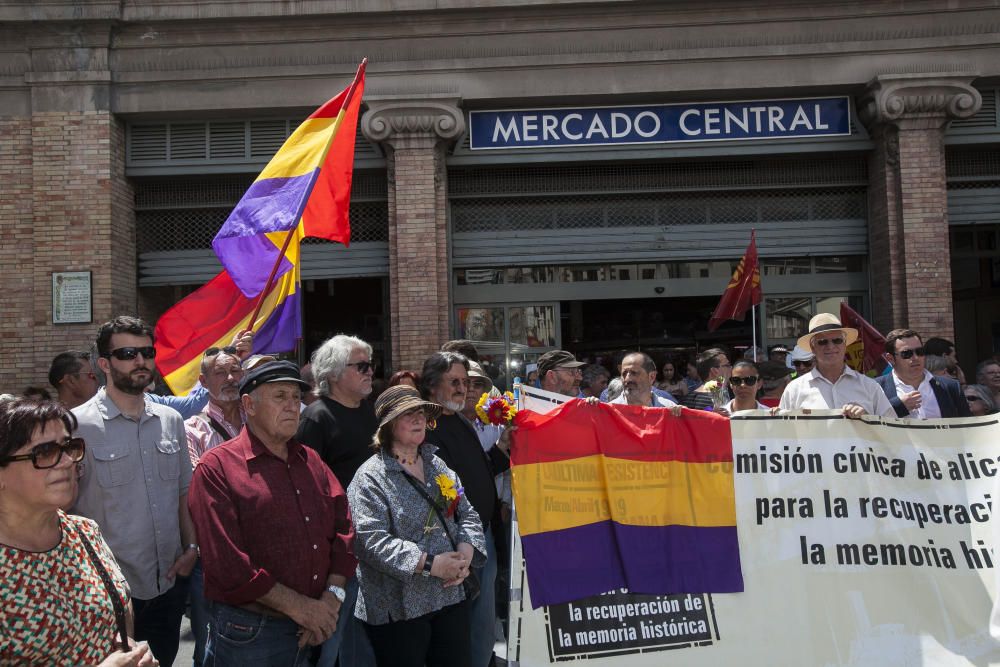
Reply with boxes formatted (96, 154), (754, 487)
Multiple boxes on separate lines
(946, 146), (1000, 227)
(135, 172), (388, 253)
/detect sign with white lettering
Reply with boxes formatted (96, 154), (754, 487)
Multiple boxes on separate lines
(469, 97), (851, 150)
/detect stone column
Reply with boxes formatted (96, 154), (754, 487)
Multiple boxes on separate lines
(860, 73), (980, 339)
(362, 97), (464, 372)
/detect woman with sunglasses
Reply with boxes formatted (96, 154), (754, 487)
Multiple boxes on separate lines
(963, 384), (998, 417)
(0, 398), (157, 666)
(725, 361), (767, 413)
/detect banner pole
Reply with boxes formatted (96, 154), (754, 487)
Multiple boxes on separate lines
(752, 304), (758, 361)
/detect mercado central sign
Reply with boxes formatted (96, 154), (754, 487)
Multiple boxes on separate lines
(469, 97), (851, 149)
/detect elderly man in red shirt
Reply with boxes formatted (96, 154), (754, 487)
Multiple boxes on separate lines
(188, 360), (356, 666)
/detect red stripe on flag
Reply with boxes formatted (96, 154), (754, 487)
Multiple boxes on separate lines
(511, 400), (733, 466)
(154, 270), (254, 378)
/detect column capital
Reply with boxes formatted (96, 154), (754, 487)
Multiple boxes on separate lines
(859, 73), (981, 130)
(361, 95), (465, 145)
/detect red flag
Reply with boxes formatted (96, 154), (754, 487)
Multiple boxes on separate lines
(707, 231), (762, 332)
(840, 302), (887, 376)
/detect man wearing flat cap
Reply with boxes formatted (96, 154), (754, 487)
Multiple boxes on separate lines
(538, 350), (586, 397)
(779, 314), (894, 419)
(188, 360), (357, 665)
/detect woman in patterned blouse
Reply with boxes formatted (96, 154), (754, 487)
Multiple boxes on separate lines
(348, 385), (486, 667)
(0, 398), (157, 666)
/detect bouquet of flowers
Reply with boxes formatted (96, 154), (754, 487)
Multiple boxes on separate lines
(701, 378), (728, 410)
(424, 473), (465, 534)
(475, 391), (518, 426)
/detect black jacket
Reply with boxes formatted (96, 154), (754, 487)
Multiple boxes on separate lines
(875, 373), (971, 418)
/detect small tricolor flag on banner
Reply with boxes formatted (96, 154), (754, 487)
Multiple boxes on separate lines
(511, 400), (744, 608)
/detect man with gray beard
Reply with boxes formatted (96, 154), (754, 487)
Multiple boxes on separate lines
(421, 351), (510, 667)
(183, 345), (246, 665)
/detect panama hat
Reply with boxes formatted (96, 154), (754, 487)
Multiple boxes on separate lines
(796, 313), (859, 351)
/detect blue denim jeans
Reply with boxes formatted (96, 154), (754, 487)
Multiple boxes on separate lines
(316, 577), (375, 667)
(204, 603), (310, 667)
(469, 530), (498, 667)
(189, 559), (210, 666)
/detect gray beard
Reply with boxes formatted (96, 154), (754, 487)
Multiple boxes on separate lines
(444, 400), (464, 412)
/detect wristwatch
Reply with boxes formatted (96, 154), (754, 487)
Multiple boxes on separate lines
(422, 553), (435, 577)
(326, 584), (347, 603)
(186, 543), (200, 556)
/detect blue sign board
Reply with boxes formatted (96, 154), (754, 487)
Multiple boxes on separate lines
(468, 97), (851, 150)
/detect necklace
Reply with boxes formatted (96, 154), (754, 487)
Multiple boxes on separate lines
(394, 449), (420, 466)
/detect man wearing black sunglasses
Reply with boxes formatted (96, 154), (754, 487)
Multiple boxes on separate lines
(72, 315), (197, 666)
(779, 313), (895, 419)
(875, 329), (971, 419)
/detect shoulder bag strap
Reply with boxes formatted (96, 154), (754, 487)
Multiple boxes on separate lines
(76, 526), (130, 652)
(207, 415), (233, 442)
(401, 473), (459, 551)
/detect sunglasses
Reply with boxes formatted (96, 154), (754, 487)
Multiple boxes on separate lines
(2, 437), (86, 470)
(729, 376), (759, 386)
(346, 361), (375, 374)
(793, 360), (813, 367)
(896, 347), (926, 360)
(106, 346), (156, 361)
(814, 337), (845, 347)
(205, 346), (238, 357)
(965, 395), (982, 403)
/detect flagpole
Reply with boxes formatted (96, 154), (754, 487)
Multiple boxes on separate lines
(247, 58), (368, 330)
(752, 304), (758, 361)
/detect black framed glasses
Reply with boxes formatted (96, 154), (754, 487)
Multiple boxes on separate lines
(896, 347), (926, 360)
(2, 437), (86, 469)
(814, 337), (845, 347)
(729, 376), (759, 386)
(106, 346), (157, 361)
(965, 395), (982, 403)
(346, 361), (375, 374)
(793, 360), (813, 367)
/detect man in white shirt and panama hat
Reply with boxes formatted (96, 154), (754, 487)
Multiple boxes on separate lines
(779, 313), (895, 419)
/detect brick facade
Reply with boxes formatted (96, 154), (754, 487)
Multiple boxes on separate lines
(0, 111), (135, 392)
(862, 74), (982, 342)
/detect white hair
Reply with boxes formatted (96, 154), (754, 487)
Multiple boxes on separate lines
(311, 334), (372, 396)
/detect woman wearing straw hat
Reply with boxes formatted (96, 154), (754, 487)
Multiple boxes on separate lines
(778, 313), (895, 419)
(347, 385), (486, 667)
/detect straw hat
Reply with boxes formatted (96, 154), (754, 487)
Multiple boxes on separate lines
(796, 313), (859, 351)
(374, 385), (443, 430)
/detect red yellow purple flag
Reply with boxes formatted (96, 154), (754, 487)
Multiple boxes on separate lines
(511, 400), (743, 608)
(707, 230), (762, 332)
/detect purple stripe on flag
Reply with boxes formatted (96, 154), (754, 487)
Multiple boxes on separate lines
(253, 291), (300, 354)
(520, 522), (742, 608)
(212, 170), (319, 296)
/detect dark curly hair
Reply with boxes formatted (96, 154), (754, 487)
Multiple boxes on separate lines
(0, 398), (77, 464)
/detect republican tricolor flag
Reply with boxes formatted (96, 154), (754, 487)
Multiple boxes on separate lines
(155, 61), (366, 395)
(511, 400), (744, 608)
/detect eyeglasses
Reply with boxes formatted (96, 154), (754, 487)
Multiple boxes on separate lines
(965, 395), (982, 402)
(346, 361), (375, 374)
(896, 347), (926, 360)
(2, 437), (86, 469)
(448, 377), (471, 388)
(729, 376), (759, 386)
(106, 346), (156, 361)
(814, 337), (845, 347)
(554, 367), (583, 376)
(204, 346), (238, 357)
(793, 360), (813, 367)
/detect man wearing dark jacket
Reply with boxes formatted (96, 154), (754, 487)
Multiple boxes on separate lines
(421, 351), (510, 667)
(876, 329), (971, 419)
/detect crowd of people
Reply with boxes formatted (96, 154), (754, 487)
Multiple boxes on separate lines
(2, 310), (1000, 666)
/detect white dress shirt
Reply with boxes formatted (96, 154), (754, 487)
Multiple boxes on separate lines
(779, 366), (895, 418)
(892, 369), (941, 420)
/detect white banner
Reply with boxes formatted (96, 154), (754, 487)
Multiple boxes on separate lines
(508, 386), (1000, 666)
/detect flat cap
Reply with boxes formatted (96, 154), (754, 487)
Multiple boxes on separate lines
(238, 359), (311, 396)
